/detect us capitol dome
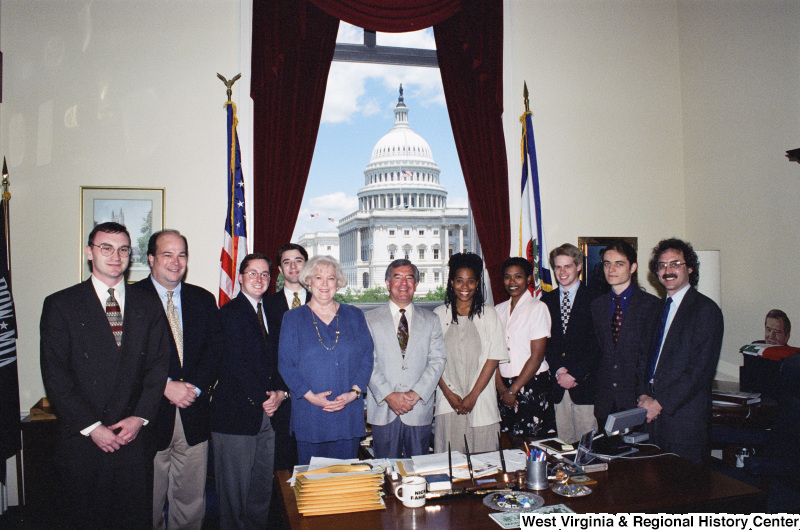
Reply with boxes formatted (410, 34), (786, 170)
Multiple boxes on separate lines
(337, 85), (471, 293)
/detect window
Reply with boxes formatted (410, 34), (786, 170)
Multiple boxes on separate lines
(449, 247), (454, 258)
(433, 248), (439, 260)
(362, 272), (369, 288)
(326, 246), (331, 250)
(433, 229), (439, 235)
(420, 272), (426, 283)
(434, 271), (440, 282)
(419, 248), (425, 260)
(389, 250), (395, 259)
(419, 230), (425, 236)
(389, 229), (395, 236)
(404, 229), (410, 236)
(448, 229), (453, 237)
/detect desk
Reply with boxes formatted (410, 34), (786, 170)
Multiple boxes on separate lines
(275, 455), (765, 529)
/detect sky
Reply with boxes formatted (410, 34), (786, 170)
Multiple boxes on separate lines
(291, 24), (468, 241)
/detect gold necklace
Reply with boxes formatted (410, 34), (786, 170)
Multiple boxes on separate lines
(311, 311), (340, 350)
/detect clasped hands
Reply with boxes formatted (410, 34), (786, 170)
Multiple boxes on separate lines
(446, 391), (479, 415)
(384, 391), (421, 415)
(89, 416), (144, 453)
(636, 394), (662, 422)
(305, 389), (358, 412)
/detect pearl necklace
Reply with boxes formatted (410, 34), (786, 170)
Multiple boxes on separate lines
(311, 311), (340, 350)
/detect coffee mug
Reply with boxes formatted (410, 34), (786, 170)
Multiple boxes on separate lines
(394, 475), (427, 508)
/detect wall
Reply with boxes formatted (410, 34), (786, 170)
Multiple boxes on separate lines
(503, 0), (800, 379)
(678, 0), (800, 376)
(0, 0), (244, 501)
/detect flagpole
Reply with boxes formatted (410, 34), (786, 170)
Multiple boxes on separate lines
(2, 158), (9, 277)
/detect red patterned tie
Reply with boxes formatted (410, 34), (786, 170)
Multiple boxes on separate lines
(106, 288), (123, 348)
(611, 296), (623, 345)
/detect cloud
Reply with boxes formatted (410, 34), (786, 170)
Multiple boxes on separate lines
(448, 196), (469, 208)
(292, 191), (359, 240)
(321, 25), (444, 124)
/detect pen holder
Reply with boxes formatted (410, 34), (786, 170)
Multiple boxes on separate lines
(526, 459), (548, 490)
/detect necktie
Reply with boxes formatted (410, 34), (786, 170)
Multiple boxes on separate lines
(397, 308), (409, 357)
(292, 291), (301, 309)
(166, 291), (183, 365)
(611, 295), (623, 345)
(560, 291), (571, 335)
(647, 297), (673, 380)
(106, 288), (123, 348)
(257, 302), (268, 342)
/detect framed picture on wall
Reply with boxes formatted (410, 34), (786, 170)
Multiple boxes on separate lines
(80, 186), (165, 282)
(577, 236), (638, 297)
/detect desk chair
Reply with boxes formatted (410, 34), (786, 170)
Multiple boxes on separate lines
(741, 352), (800, 512)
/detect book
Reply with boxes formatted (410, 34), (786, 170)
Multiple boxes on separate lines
(537, 438), (574, 453)
(712, 390), (761, 405)
(425, 473), (452, 492)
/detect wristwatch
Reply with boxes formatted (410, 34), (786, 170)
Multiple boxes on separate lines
(349, 388), (361, 398)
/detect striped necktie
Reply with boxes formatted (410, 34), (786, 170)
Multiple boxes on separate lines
(106, 288), (123, 348)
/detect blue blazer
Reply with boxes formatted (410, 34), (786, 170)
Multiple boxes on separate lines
(132, 278), (223, 450)
(542, 284), (602, 405)
(211, 291), (287, 436)
(635, 287), (724, 451)
(591, 287), (661, 426)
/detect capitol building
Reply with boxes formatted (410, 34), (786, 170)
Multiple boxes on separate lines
(337, 87), (471, 294)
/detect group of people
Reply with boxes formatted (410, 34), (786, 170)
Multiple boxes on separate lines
(39, 221), (726, 529)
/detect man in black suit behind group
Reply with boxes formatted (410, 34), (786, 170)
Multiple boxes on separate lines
(263, 243), (309, 471)
(40, 222), (170, 529)
(637, 238), (724, 465)
(542, 243), (602, 444)
(590, 241), (660, 429)
(134, 230), (222, 529)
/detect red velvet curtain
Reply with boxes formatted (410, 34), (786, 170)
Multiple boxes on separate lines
(434, 0), (509, 302)
(307, 0), (461, 32)
(250, 0), (339, 291)
(251, 0), (510, 301)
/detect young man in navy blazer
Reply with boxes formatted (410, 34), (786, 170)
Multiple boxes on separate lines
(542, 243), (602, 444)
(134, 230), (222, 530)
(637, 238), (723, 465)
(590, 241), (660, 429)
(40, 222), (170, 529)
(212, 253), (288, 529)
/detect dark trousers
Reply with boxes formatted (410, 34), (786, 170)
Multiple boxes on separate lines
(58, 461), (150, 529)
(372, 417), (431, 459)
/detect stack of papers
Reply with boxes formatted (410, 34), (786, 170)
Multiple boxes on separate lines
(292, 458), (386, 516)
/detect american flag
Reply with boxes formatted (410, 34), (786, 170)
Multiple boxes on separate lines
(218, 101), (248, 306)
(401, 170), (413, 179)
(310, 213), (319, 219)
(328, 217), (335, 223)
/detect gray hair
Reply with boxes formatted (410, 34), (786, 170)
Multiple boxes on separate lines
(299, 255), (348, 290)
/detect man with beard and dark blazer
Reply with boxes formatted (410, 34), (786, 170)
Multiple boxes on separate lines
(637, 238), (723, 465)
(263, 243), (309, 471)
(133, 230), (222, 530)
(40, 222), (170, 529)
(590, 240), (660, 429)
(212, 253), (288, 529)
(542, 243), (602, 444)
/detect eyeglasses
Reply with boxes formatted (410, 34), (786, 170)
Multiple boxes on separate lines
(244, 271), (270, 280)
(92, 244), (132, 257)
(657, 261), (686, 271)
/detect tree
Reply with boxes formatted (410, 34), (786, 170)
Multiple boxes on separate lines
(137, 209), (152, 265)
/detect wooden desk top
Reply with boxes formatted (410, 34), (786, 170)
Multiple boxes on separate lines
(275, 454), (765, 529)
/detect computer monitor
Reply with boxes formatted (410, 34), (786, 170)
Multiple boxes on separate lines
(604, 407), (647, 435)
